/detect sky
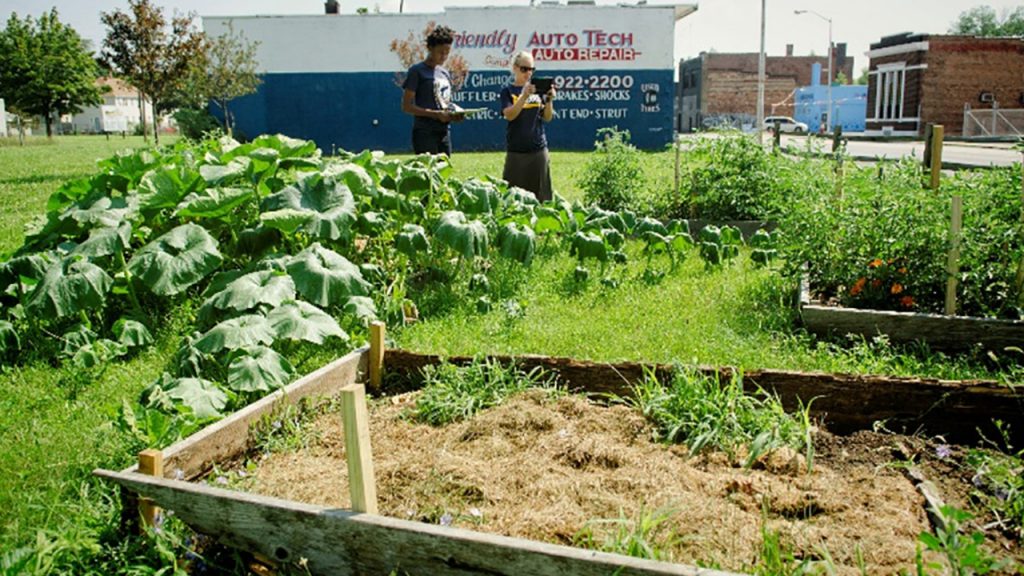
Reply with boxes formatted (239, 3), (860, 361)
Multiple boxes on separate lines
(1, 0), (1019, 74)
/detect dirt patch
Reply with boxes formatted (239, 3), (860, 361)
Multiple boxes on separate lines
(229, 391), (1016, 574)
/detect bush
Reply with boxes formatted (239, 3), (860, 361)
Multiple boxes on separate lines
(577, 127), (646, 212)
(670, 131), (789, 221)
(172, 107), (222, 141)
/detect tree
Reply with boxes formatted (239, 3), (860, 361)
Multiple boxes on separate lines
(855, 67), (869, 86)
(949, 5), (1024, 36)
(0, 9), (103, 138)
(183, 22), (262, 137)
(100, 0), (205, 144)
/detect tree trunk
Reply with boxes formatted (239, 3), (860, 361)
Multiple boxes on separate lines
(222, 99), (232, 137)
(16, 115), (24, 146)
(152, 99), (160, 146)
(44, 112), (53, 138)
(138, 90), (148, 143)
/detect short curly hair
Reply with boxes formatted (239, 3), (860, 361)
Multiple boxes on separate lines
(426, 25), (455, 48)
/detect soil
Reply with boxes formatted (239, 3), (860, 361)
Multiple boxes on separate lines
(224, 390), (1022, 575)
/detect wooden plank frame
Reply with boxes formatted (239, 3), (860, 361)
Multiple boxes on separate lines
(96, 346), (1022, 575)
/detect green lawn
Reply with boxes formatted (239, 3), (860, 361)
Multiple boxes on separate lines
(0, 135), (1015, 572)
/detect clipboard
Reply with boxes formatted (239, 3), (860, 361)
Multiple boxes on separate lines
(450, 106), (489, 118)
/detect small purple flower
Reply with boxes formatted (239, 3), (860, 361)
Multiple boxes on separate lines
(174, 468), (185, 481)
(935, 444), (952, 459)
(995, 487), (1010, 501)
(469, 507), (482, 518)
(272, 420), (282, 430)
(216, 476), (228, 485)
(972, 473), (985, 488)
(237, 469), (248, 478)
(439, 512), (453, 526)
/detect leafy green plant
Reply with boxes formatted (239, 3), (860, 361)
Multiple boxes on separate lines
(410, 358), (557, 426)
(965, 421), (1024, 539)
(577, 127), (646, 212)
(749, 228), (779, 268)
(573, 505), (680, 561)
(697, 225), (742, 268)
(622, 366), (813, 466)
(918, 505), (1006, 575)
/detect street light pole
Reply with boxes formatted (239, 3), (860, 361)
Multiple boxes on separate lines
(795, 9), (833, 132)
(757, 0), (766, 143)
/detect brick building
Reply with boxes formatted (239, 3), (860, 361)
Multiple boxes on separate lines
(677, 45), (853, 132)
(865, 33), (1024, 137)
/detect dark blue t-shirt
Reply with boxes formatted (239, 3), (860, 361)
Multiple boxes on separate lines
(500, 85), (547, 153)
(403, 62), (453, 132)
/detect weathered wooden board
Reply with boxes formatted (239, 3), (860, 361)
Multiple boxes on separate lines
(122, 347), (368, 480)
(801, 303), (1024, 353)
(383, 350), (1024, 444)
(96, 469), (737, 576)
(798, 273), (1024, 353)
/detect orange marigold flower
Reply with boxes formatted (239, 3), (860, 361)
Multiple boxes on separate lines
(897, 267), (907, 274)
(868, 259), (883, 268)
(900, 295), (915, 308)
(891, 283), (904, 295)
(850, 277), (867, 296)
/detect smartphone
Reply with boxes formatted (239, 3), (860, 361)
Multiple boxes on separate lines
(530, 77), (553, 94)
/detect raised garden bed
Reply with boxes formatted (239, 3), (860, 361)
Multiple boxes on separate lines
(97, 347), (1024, 575)
(799, 275), (1024, 353)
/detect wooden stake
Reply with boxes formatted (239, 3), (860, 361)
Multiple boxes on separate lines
(138, 449), (164, 529)
(945, 195), (963, 316)
(340, 383), (378, 514)
(929, 124), (944, 190)
(369, 321), (385, 392)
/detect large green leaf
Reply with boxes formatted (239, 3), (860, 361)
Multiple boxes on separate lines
(532, 206), (564, 234)
(113, 317), (154, 349)
(136, 164), (203, 213)
(342, 296), (378, 323)
(497, 223), (536, 265)
(569, 231), (608, 263)
(327, 162), (375, 196)
(174, 187), (254, 219)
(128, 224), (223, 296)
(635, 217), (669, 237)
(0, 320), (19, 357)
(267, 300), (347, 344)
(200, 157), (251, 186)
(203, 270), (297, 314)
(395, 223), (430, 258)
(286, 243), (371, 308)
(64, 195), (137, 230)
(435, 211), (488, 259)
(0, 253), (53, 289)
(194, 314), (276, 354)
(456, 178), (500, 215)
(26, 257), (112, 319)
(260, 172), (356, 242)
(227, 346), (294, 393)
(71, 222), (132, 258)
(161, 376), (227, 419)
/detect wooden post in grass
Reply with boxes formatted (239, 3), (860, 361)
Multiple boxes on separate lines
(369, 321), (385, 392)
(340, 383), (378, 514)
(673, 132), (681, 203)
(945, 195), (963, 315)
(929, 124), (944, 190)
(138, 449), (164, 529)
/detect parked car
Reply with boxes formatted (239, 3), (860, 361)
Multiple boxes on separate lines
(763, 116), (808, 134)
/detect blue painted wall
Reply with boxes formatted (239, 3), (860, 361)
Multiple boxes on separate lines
(224, 70), (675, 153)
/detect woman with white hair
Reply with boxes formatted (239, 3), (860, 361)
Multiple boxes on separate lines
(499, 51), (556, 201)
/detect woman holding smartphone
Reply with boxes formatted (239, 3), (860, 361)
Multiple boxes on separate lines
(499, 51), (556, 202)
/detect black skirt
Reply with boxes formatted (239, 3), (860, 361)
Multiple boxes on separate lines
(502, 148), (552, 203)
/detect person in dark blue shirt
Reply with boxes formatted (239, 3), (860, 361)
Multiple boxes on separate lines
(500, 51), (556, 201)
(401, 25), (463, 155)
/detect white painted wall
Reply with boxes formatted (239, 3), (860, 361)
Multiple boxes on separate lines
(0, 98), (6, 137)
(204, 4), (684, 74)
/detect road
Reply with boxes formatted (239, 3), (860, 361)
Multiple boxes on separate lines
(779, 134), (1021, 167)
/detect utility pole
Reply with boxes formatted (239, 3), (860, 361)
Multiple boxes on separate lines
(795, 9), (833, 132)
(757, 0), (766, 143)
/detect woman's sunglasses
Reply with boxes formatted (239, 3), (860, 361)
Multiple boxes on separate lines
(518, 65), (535, 72)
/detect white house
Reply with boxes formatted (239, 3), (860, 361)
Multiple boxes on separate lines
(69, 77), (154, 134)
(0, 98), (7, 137)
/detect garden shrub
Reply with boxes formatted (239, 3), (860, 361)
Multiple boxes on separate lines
(667, 131), (793, 221)
(577, 127), (646, 212)
(173, 107), (221, 141)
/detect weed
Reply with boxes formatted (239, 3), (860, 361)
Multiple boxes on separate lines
(577, 127), (646, 212)
(965, 421), (1024, 538)
(622, 366), (814, 467)
(409, 357), (559, 426)
(918, 505), (1007, 575)
(573, 505), (680, 561)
